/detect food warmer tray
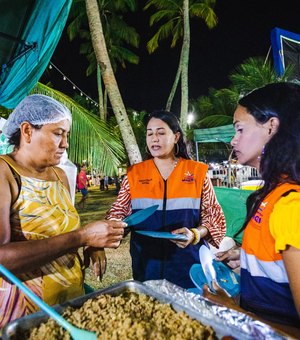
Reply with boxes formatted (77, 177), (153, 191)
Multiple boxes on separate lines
(2, 280), (287, 340)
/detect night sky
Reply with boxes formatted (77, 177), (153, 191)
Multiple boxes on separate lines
(46, 0), (300, 114)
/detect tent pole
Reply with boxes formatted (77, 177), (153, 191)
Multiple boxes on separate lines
(228, 149), (234, 188)
(196, 141), (199, 161)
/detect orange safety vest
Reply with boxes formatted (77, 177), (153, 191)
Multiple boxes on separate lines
(241, 182), (300, 327)
(127, 158), (208, 288)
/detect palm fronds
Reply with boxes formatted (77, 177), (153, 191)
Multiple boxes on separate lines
(33, 82), (125, 175)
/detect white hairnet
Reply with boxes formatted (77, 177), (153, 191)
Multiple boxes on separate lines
(2, 94), (72, 139)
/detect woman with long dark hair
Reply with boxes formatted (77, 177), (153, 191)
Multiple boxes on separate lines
(106, 110), (226, 288)
(206, 82), (300, 336)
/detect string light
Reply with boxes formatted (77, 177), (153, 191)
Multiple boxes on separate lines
(48, 62), (99, 107)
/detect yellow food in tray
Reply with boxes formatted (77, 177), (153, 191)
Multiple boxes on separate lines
(27, 292), (216, 340)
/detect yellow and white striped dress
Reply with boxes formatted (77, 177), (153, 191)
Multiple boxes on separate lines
(0, 156), (84, 328)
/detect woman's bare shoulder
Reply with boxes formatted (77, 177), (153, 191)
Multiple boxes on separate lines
(0, 156), (15, 177)
(54, 166), (70, 188)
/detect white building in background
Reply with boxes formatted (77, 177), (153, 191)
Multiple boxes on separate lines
(208, 162), (260, 188)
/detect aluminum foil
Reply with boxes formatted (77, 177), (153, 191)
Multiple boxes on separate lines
(144, 280), (287, 340)
(1, 279), (289, 340)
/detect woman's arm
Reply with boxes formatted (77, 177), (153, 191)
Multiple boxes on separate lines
(106, 175), (132, 220)
(0, 162), (126, 274)
(282, 246), (300, 317)
(270, 192), (300, 317)
(200, 174), (226, 247)
(0, 219), (126, 274)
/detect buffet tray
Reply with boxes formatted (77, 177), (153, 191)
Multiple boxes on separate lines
(2, 280), (287, 340)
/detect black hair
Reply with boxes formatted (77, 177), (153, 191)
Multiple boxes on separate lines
(237, 82), (300, 233)
(144, 110), (190, 159)
(7, 124), (42, 148)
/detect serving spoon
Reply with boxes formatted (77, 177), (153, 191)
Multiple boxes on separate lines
(0, 263), (97, 340)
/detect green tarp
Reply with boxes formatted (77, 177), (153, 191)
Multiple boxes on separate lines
(193, 124), (235, 161)
(214, 186), (253, 244)
(194, 125), (235, 143)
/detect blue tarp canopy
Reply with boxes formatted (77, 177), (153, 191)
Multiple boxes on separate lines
(271, 27), (300, 79)
(0, 0), (72, 108)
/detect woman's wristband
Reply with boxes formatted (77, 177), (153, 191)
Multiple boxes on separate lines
(191, 226), (208, 245)
(190, 228), (201, 245)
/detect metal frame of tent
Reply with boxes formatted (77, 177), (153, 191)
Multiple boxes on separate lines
(271, 27), (300, 79)
(193, 124), (235, 186)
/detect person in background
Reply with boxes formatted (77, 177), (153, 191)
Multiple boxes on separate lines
(100, 176), (105, 191)
(77, 163), (88, 209)
(106, 110), (226, 289)
(0, 94), (126, 328)
(204, 82), (300, 336)
(115, 175), (121, 194)
(104, 175), (109, 191)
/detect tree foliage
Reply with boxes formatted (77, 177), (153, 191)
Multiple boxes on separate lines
(68, 0), (140, 76)
(144, 0), (217, 131)
(229, 56), (294, 96)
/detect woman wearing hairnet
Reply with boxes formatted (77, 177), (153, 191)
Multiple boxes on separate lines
(0, 94), (126, 328)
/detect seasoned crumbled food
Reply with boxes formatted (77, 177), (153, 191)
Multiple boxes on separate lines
(27, 292), (216, 339)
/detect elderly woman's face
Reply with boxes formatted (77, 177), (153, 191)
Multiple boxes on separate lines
(28, 119), (71, 166)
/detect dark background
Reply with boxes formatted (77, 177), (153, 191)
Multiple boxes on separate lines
(45, 0), (300, 114)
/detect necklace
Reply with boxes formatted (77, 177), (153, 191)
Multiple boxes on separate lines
(153, 157), (179, 180)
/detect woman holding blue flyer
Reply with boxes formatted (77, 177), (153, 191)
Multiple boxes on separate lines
(106, 110), (226, 289)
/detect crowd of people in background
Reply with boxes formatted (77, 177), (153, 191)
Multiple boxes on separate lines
(75, 168), (123, 195)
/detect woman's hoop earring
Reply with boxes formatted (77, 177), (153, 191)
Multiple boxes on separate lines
(145, 146), (151, 155)
(174, 143), (179, 156)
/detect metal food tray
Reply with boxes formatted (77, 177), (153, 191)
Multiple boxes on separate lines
(2, 279), (287, 340)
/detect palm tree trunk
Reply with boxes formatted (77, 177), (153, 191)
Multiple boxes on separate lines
(180, 0), (190, 133)
(104, 88), (108, 121)
(85, 0), (142, 165)
(165, 63), (181, 112)
(97, 64), (105, 120)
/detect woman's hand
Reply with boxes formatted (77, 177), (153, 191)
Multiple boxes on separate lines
(215, 245), (241, 269)
(109, 217), (131, 238)
(203, 281), (241, 311)
(80, 220), (126, 248)
(171, 227), (194, 248)
(83, 247), (107, 281)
